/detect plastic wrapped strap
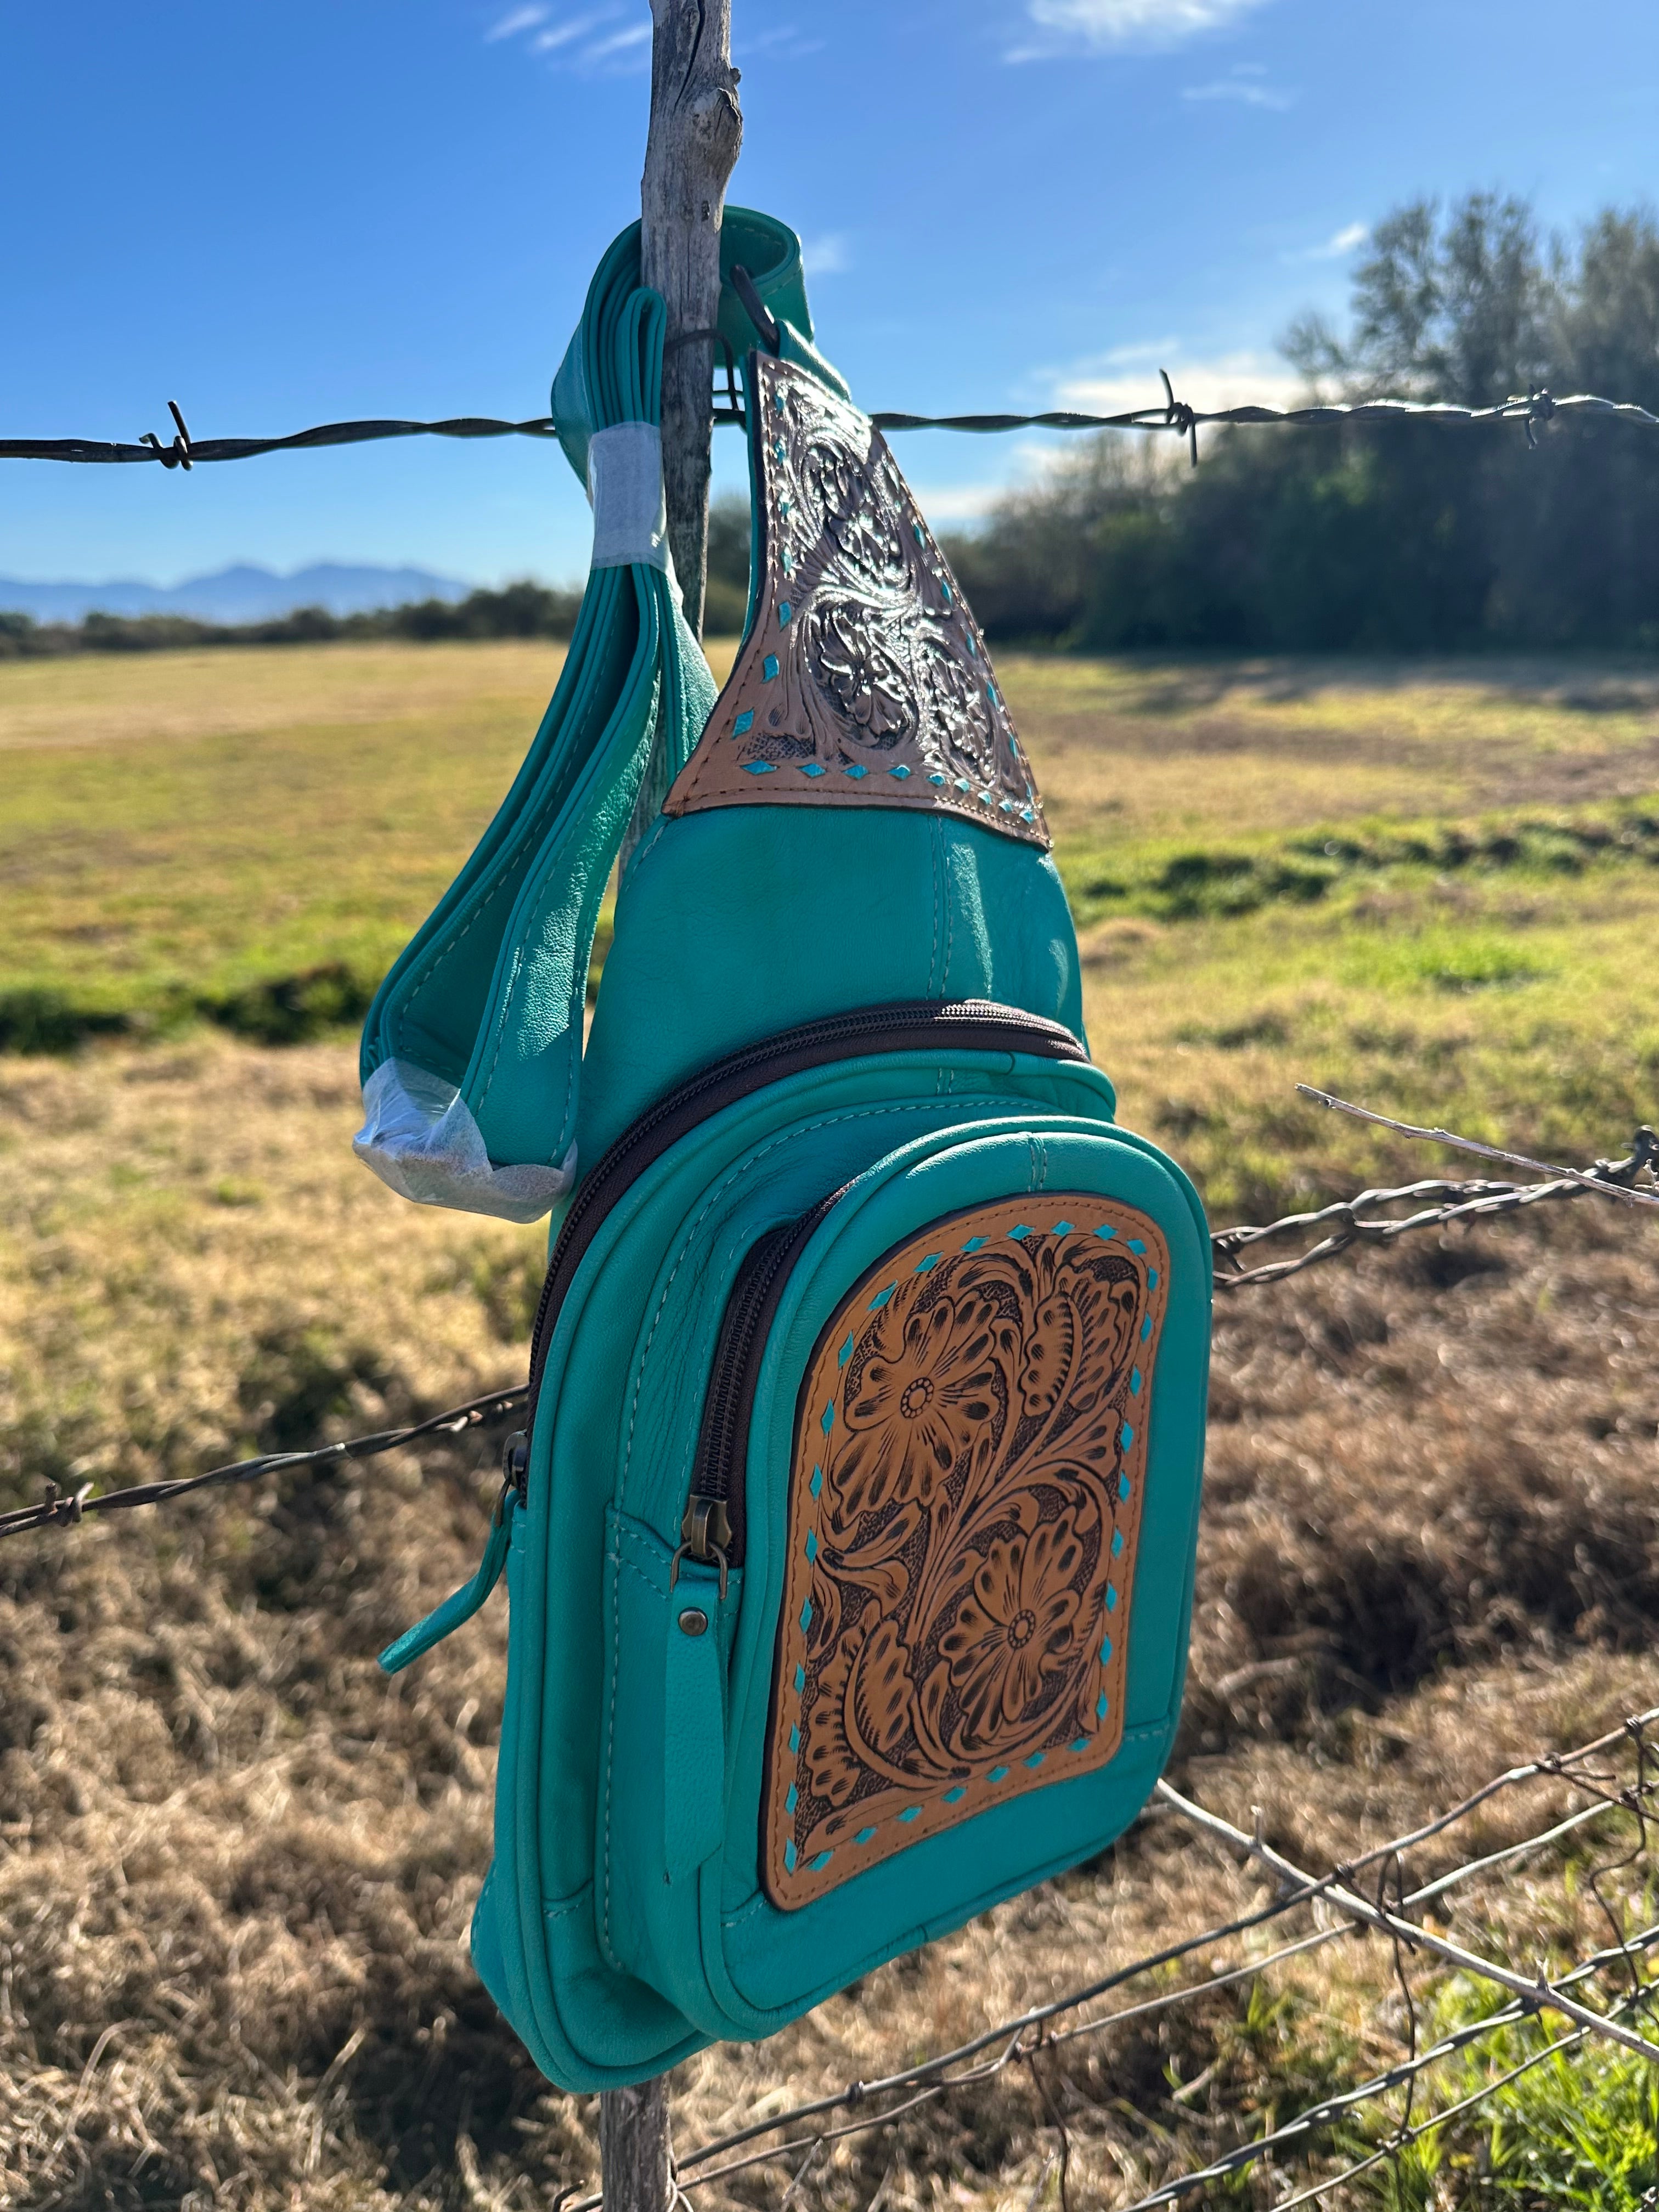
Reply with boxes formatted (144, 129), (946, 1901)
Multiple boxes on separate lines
(353, 1058), (576, 1224)
(589, 422), (672, 572)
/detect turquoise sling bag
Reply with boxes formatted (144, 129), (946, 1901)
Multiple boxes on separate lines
(360, 211), (1212, 2092)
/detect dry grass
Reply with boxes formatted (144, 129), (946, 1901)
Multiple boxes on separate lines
(2, 642), (1657, 2207)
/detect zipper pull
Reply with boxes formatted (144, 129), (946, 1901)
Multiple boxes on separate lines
(501, 1428), (529, 1508)
(671, 1495), (732, 1600)
(379, 1484), (518, 1675)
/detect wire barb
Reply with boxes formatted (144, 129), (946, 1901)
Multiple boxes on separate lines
(139, 398), (194, 469)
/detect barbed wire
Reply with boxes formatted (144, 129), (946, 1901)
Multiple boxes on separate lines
(608, 1706), (1659, 2212)
(0, 1384), (526, 1542)
(1212, 1122), (1657, 1289)
(3, 1114), (1650, 1544)
(4, 380), (1657, 473)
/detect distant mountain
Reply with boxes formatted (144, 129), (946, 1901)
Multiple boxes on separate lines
(0, 562), (472, 625)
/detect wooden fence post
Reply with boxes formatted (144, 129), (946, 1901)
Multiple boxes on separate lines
(639, 0), (743, 642)
(596, 9), (742, 2210)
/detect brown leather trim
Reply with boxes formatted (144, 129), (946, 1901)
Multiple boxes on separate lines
(763, 1193), (1169, 1908)
(664, 354), (1048, 849)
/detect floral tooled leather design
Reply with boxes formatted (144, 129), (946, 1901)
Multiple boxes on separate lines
(662, 353), (1048, 848)
(764, 1196), (1169, 1908)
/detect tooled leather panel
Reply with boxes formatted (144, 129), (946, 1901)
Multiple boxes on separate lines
(763, 1195), (1169, 1909)
(662, 354), (1048, 849)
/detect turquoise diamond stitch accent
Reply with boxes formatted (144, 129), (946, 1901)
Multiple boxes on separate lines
(763, 654), (778, 680)
(811, 1850), (833, 1870)
(1119, 1474), (1132, 1502)
(1148, 1267), (1160, 1289)
(742, 761), (775, 775)
(953, 776), (971, 792)
(785, 1839), (798, 1871)
(802, 762), (826, 778)
(855, 1826), (877, 1844)
(805, 1530), (818, 1562)
(1141, 1314), (1153, 1342)
(1121, 1421), (1135, 1448)
(778, 600), (792, 625)
(914, 1254), (941, 1273)
(809, 1464), (823, 1499)
(943, 1786), (966, 1803)
(844, 764), (867, 779)
(1094, 1223), (1117, 1240)
(888, 764), (911, 779)
(733, 709), (754, 735)
(1111, 1529), (1124, 1558)
(1105, 1584), (1118, 1612)
(789, 1725), (800, 1753)
(1099, 1634), (1113, 1662)
(1130, 1365), (1142, 1394)
(988, 1765), (1009, 1784)
(868, 1282), (897, 1310)
(1096, 1694), (1110, 1720)
(961, 1235), (988, 1252)
(794, 1663), (806, 1692)
(1070, 1737), (1089, 1752)
(821, 1402), (835, 1435)
(929, 772), (946, 785)
(1008, 1224), (1032, 1240)
(1024, 1751), (1045, 1768)
(838, 1333), (855, 1366)
(1128, 1238), (1147, 1255)
(1053, 1221), (1073, 1236)
(897, 1807), (920, 1824)
(786, 1784), (798, 1814)
(799, 1599), (812, 1631)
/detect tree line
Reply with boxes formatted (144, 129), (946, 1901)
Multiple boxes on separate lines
(0, 580), (583, 659)
(935, 194), (1659, 654)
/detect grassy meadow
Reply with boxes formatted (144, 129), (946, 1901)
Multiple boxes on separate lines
(1, 639), (1657, 2209)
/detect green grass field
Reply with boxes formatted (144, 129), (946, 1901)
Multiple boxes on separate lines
(3, 640), (1656, 1203)
(3, 640), (1657, 2210)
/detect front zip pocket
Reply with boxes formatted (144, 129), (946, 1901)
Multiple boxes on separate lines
(523, 1000), (1088, 1455)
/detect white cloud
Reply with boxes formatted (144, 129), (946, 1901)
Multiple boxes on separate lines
(1054, 348), (1306, 420)
(1011, 0), (1273, 59)
(802, 233), (851, 278)
(910, 483), (1008, 525)
(486, 3), (548, 37)
(534, 12), (606, 48)
(1316, 221), (1368, 257)
(1182, 69), (1293, 108)
(582, 20), (651, 60)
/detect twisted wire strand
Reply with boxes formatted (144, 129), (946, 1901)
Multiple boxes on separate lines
(597, 1707), (1659, 2197)
(5, 385), (1656, 469)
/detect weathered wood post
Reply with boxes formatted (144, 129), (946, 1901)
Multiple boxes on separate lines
(596, 10), (741, 2210)
(640, 0), (743, 641)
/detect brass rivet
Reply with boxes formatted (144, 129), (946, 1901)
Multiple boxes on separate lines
(678, 1608), (709, 1638)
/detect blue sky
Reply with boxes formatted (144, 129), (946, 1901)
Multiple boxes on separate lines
(4, 0), (1657, 589)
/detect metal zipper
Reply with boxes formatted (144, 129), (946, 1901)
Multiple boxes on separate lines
(672, 1187), (850, 1583)
(516, 998), (1088, 1494)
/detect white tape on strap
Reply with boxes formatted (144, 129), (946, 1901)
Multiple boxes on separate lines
(588, 421), (670, 571)
(353, 1058), (575, 1223)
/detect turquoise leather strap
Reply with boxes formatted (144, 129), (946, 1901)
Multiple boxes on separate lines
(379, 1489), (518, 1675)
(663, 1559), (740, 1882)
(356, 210), (844, 1217)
